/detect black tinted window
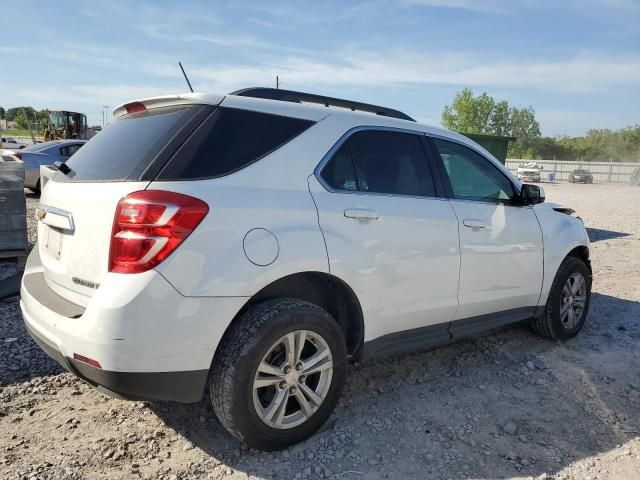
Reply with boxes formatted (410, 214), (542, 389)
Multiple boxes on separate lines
(346, 130), (435, 197)
(433, 138), (515, 202)
(321, 144), (358, 191)
(159, 108), (314, 179)
(57, 106), (195, 182)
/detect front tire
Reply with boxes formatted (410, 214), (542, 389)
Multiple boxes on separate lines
(210, 299), (347, 450)
(532, 256), (591, 340)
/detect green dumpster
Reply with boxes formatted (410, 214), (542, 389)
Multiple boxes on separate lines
(462, 133), (516, 165)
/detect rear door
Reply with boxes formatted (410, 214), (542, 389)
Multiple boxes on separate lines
(309, 129), (460, 342)
(430, 137), (543, 321)
(37, 104), (209, 306)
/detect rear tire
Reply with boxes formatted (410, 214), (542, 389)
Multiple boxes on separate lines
(210, 299), (347, 450)
(33, 180), (41, 196)
(532, 256), (591, 340)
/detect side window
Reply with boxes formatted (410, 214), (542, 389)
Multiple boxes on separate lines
(321, 144), (358, 191)
(433, 138), (515, 202)
(158, 107), (314, 179)
(345, 130), (435, 197)
(66, 144), (82, 156)
(59, 147), (69, 157)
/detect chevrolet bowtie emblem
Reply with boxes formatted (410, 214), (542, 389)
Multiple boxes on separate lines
(35, 207), (47, 220)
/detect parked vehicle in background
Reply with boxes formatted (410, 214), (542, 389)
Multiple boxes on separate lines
(631, 167), (640, 186)
(21, 89), (592, 450)
(5, 140), (86, 193)
(1, 137), (27, 149)
(568, 169), (594, 184)
(516, 162), (542, 182)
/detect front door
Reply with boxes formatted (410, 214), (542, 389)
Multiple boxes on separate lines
(430, 138), (544, 320)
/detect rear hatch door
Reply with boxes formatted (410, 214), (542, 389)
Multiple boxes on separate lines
(37, 102), (212, 306)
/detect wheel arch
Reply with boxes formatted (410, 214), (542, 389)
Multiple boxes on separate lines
(567, 245), (591, 273)
(217, 271), (365, 361)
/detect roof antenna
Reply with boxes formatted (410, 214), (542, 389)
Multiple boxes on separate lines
(179, 61), (194, 93)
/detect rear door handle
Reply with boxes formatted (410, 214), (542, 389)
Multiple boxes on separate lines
(463, 219), (489, 229)
(344, 208), (379, 220)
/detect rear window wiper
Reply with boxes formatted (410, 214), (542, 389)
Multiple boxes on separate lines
(53, 161), (74, 176)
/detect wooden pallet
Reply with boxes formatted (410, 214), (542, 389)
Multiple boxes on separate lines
(0, 161), (28, 253)
(0, 161), (28, 299)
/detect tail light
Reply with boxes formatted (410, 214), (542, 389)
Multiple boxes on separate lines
(109, 190), (209, 274)
(11, 153), (21, 161)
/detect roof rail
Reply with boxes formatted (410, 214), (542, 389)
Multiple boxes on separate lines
(229, 87), (415, 122)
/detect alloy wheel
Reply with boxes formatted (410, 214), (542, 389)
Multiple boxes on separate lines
(252, 330), (333, 429)
(560, 272), (587, 329)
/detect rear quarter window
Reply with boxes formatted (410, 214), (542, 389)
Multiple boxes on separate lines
(157, 107), (314, 180)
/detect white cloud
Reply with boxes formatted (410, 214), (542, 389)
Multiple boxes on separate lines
(400, 0), (511, 13)
(147, 50), (640, 95)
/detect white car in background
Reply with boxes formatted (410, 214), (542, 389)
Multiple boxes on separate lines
(21, 88), (592, 450)
(517, 162), (543, 182)
(1, 137), (28, 149)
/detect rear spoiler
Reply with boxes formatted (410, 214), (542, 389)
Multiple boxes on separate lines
(112, 93), (224, 118)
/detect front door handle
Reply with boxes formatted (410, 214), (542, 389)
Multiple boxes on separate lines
(463, 219), (489, 229)
(344, 208), (379, 220)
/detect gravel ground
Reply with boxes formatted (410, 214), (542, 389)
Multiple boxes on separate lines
(1, 183), (639, 480)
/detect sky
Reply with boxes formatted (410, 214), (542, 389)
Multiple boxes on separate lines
(1, 0), (639, 136)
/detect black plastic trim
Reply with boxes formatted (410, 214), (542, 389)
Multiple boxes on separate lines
(362, 306), (536, 360)
(24, 321), (208, 403)
(230, 87), (416, 122)
(139, 105), (214, 181)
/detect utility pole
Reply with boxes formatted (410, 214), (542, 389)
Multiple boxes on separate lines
(103, 106), (109, 127)
(276, 76), (279, 89)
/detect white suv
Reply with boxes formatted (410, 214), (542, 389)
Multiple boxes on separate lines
(21, 88), (592, 450)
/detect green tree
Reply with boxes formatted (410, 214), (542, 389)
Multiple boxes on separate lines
(0, 107), (5, 120)
(442, 89), (542, 158)
(14, 112), (29, 130)
(442, 88), (496, 134)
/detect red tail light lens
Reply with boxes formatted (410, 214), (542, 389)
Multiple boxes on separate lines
(11, 153), (22, 161)
(124, 102), (147, 114)
(109, 190), (209, 274)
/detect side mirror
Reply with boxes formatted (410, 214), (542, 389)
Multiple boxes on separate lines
(520, 184), (545, 206)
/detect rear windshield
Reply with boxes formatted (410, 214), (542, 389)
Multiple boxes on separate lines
(55, 106), (197, 182)
(157, 107), (314, 180)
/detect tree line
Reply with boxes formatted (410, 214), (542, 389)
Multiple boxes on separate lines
(0, 106), (50, 130)
(442, 89), (640, 162)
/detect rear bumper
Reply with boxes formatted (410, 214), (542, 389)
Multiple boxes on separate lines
(24, 320), (207, 402)
(20, 246), (248, 403)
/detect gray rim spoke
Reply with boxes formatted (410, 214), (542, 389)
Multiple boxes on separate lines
(258, 360), (284, 378)
(571, 275), (584, 294)
(263, 389), (288, 424)
(254, 375), (282, 389)
(299, 382), (324, 406)
(283, 332), (296, 367)
(302, 347), (332, 375)
(294, 330), (307, 365)
(293, 387), (313, 417)
(253, 330), (333, 430)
